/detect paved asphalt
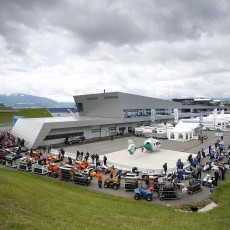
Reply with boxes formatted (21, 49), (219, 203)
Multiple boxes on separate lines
(56, 131), (230, 207)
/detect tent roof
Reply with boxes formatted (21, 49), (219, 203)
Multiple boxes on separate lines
(171, 120), (200, 133)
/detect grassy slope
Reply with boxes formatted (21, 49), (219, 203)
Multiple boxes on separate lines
(0, 169), (230, 230)
(0, 108), (52, 124)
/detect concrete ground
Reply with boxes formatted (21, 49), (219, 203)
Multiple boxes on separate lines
(54, 131), (230, 208)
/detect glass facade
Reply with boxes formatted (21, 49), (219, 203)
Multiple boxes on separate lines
(123, 108), (172, 118)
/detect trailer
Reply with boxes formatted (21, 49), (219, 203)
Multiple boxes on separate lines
(17, 157), (33, 171)
(58, 164), (75, 181)
(32, 163), (48, 175)
(5, 152), (19, 168)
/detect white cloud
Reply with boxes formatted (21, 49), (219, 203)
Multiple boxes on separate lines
(0, 0), (230, 102)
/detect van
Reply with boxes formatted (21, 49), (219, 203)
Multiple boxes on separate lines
(64, 136), (85, 145)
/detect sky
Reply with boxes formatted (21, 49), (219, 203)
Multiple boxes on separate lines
(1, 0), (230, 102)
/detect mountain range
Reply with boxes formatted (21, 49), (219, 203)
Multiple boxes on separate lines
(0, 94), (75, 108)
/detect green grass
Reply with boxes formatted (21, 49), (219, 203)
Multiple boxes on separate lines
(0, 108), (52, 124)
(0, 168), (230, 230)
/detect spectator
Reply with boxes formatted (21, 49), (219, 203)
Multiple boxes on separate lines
(95, 154), (99, 163)
(163, 163), (167, 175)
(21, 138), (25, 147)
(103, 155), (107, 166)
(60, 148), (65, 160)
(188, 154), (193, 164)
(68, 157), (72, 165)
(76, 150), (80, 160)
(208, 145), (211, 155)
(214, 169), (220, 186)
(80, 151), (84, 161)
(201, 148), (206, 158)
(91, 154), (95, 164)
(197, 153), (201, 165)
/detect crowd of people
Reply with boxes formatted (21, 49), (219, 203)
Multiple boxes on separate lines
(166, 138), (229, 191)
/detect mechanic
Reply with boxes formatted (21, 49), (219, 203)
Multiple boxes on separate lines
(97, 172), (103, 188)
(197, 165), (203, 179)
(110, 166), (115, 179)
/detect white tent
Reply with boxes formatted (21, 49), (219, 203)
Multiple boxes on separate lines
(168, 120), (201, 142)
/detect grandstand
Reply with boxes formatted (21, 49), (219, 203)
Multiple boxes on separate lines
(48, 108), (79, 117)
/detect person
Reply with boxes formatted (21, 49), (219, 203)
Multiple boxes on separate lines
(188, 154), (193, 164)
(163, 163), (167, 175)
(60, 148), (65, 160)
(176, 159), (183, 169)
(197, 153), (201, 165)
(80, 151), (84, 161)
(103, 155), (107, 166)
(84, 154), (89, 161)
(200, 135), (203, 143)
(210, 150), (215, 160)
(68, 156), (72, 165)
(76, 150), (80, 160)
(201, 148), (206, 158)
(111, 135), (113, 141)
(97, 172), (103, 188)
(214, 169), (219, 186)
(95, 154), (99, 164)
(91, 154), (95, 164)
(21, 138), (25, 147)
(219, 144), (224, 154)
(208, 145), (211, 155)
(197, 165), (203, 179)
(85, 152), (90, 161)
(110, 166), (115, 179)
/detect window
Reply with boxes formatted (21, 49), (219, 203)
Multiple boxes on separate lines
(44, 132), (84, 141)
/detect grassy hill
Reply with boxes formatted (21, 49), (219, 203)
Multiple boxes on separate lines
(0, 168), (230, 230)
(0, 108), (52, 124)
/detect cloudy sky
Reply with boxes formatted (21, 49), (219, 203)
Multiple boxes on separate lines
(0, 0), (230, 102)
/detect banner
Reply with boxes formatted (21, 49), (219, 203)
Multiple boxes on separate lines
(199, 112), (203, 124)
(174, 109), (178, 123)
(151, 109), (155, 122)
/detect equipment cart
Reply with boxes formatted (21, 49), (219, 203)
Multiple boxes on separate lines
(187, 179), (202, 195)
(158, 184), (180, 201)
(124, 173), (139, 191)
(73, 171), (91, 186)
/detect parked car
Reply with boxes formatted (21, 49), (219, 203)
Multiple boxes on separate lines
(64, 136), (85, 145)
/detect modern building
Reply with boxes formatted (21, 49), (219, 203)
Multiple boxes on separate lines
(10, 92), (228, 148)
